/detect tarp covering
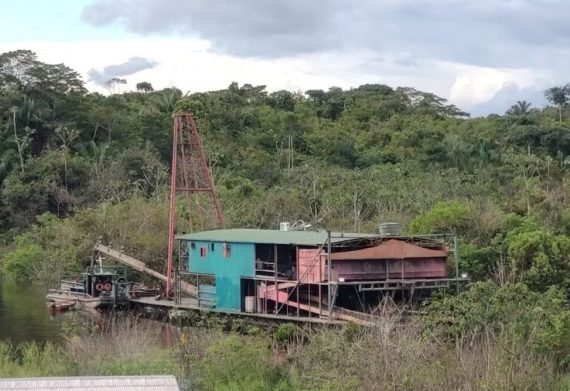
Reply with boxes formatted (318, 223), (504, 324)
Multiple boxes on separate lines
(331, 239), (448, 261)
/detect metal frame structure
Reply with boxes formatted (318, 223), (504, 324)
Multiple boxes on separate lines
(171, 230), (468, 324)
(166, 113), (224, 296)
(276, 231), (465, 320)
(322, 232), (466, 316)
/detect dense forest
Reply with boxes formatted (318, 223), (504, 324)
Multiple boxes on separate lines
(3, 49), (570, 389)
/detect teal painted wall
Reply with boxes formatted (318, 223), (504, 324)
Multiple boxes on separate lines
(188, 241), (255, 310)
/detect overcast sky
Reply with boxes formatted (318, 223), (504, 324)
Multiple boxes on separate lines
(0, 0), (567, 115)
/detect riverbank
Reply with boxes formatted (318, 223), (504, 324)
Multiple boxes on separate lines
(1, 308), (569, 391)
(2, 275), (570, 390)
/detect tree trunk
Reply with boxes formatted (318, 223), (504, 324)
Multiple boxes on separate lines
(352, 190), (361, 232)
(92, 122), (99, 142)
(288, 134), (294, 170)
(525, 178), (531, 216)
(63, 149), (68, 190)
(13, 111), (24, 174)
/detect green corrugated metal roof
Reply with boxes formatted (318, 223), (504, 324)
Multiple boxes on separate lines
(176, 229), (376, 246)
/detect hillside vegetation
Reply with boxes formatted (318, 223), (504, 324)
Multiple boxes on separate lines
(2, 50), (570, 282)
(3, 50), (570, 389)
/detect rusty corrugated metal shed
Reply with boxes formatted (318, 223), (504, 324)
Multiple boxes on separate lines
(331, 239), (448, 261)
(0, 376), (180, 391)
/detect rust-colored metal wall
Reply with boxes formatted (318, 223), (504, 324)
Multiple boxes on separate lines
(331, 258), (447, 281)
(329, 239), (448, 281)
(297, 248), (326, 282)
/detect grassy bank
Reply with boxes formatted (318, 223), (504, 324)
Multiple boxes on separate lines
(1, 300), (570, 391)
(0, 319), (179, 379)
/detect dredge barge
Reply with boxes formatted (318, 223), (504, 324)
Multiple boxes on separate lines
(88, 226), (466, 326)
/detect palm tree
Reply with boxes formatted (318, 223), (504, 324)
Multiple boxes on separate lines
(151, 88), (183, 113)
(507, 100), (532, 116)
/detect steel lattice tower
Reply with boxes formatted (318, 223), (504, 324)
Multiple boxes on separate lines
(165, 113), (224, 295)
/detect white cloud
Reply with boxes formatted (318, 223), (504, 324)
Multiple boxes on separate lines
(446, 64), (541, 107)
(0, 38), (549, 115)
(0, 39), (417, 93)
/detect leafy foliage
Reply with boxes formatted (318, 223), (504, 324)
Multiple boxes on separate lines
(195, 335), (292, 391)
(505, 229), (570, 291)
(407, 200), (473, 235)
(1, 241), (43, 281)
(428, 281), (570, 364)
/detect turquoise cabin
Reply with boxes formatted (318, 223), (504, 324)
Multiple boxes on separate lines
(177, 229), (332, 311)
(186, 240), (255, 310)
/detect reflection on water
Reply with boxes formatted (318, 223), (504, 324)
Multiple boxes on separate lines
(0, 278), (69, 345)
(0, 278), (176, 347)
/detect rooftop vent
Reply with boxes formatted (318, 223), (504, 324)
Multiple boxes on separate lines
(379, 222), (402, 237)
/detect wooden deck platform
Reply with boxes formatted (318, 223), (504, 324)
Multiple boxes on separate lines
(128, 296), (345, 325)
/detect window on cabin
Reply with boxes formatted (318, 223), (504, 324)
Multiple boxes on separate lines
(190, 242), (195, 249)
(210, 243), (215, 251)
(223, 243), (231, 259)
(200, 247), (207, 258)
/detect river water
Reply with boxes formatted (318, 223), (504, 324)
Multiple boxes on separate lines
(0, 278), (178, 347)
(0, 279), (72, 345)
(0, 278), (127, 346)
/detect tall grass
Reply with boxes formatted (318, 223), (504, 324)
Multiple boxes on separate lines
(0, 317), (180, 379)
(67, 317), (180, 376)
(171, 311), (568, 391)
(284, 318), (561, 390)
(0, 342), (69, 377)
(1, 312), (568, 391)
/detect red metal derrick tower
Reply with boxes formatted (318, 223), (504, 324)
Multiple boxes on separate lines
(165, 113), (224, 296)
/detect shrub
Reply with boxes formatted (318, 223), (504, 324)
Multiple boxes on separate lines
(1, 241), (43, 281)
(194, 335), (292, 391)
(427, 281), (570, 365)
(275, 323), (297, 343)
(407, 200), (472, 235)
